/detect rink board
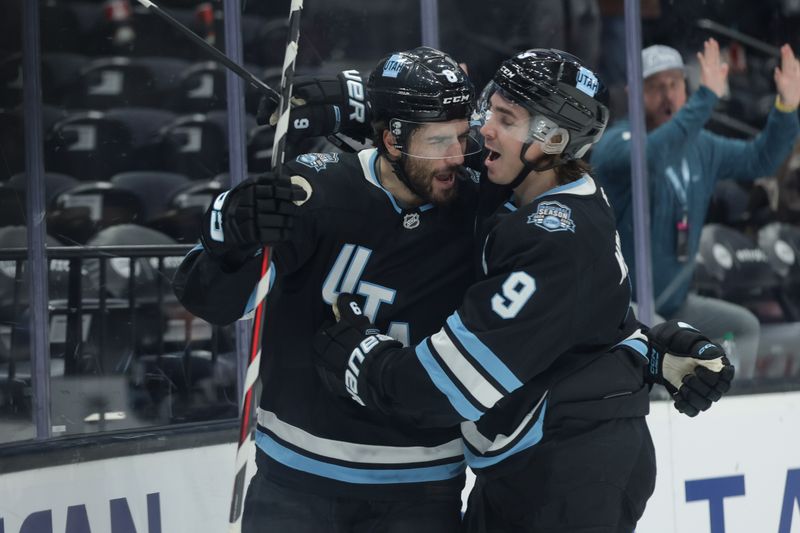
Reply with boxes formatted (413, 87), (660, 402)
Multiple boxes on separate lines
(1, 393), (799, 533)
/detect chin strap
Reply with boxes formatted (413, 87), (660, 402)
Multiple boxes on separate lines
(377, 150), (431, 202)
(508, 141), (567, 189)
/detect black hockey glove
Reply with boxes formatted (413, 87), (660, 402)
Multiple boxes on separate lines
(645, 320), (735, 417)
(200, 172), (308, 267)
(256, 70), (370, 143)
(313, 293), (402, 410)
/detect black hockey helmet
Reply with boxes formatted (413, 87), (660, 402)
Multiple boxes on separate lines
(365, 47), (480, 202)
(480, 49), (609, 161)
(367, 46), (475, 128)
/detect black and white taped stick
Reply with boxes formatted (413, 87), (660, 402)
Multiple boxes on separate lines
(227, 0), (303, 529)
(135, 0), (280, 104)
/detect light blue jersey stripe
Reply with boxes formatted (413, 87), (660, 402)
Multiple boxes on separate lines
(446, 312), (523, 393)
(463, 401), (547, 469)
(618, 338), (650, 362)
(255, 431), (466, 484)
(535, 175), (591, 199)
(416, 341), (484, 421)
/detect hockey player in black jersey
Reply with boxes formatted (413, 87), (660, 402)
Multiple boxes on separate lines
(173, 47), (486, 533)
(313, 50), (735, 532)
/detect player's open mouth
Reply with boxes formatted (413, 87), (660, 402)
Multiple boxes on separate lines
(486, 149), (501, 165)
(434, 172), (455, 185)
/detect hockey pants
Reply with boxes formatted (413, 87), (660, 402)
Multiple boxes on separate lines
(241, 471), (463, 533)
(462, 415), (656, 533)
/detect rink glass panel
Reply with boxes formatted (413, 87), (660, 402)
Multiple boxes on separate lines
(437, 0), (800, 393)
(0, 0), (425, 445)
(0, 6), (33, 442)
(4, 0), (800, 448)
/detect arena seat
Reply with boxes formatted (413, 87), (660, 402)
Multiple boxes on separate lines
(45, 108), (176, 180)
(8, 172), (79, 209)
(41, 53), (90, 106)
(110, 171), (191, 223)
(65, 56), (189, 110)
(148, 178), (228, 242)
(0, 111), (24, 180)
(0, 185), (25, 228)
(0, 53), (22, 108)
(156, 111), (232, 180)
(48, 181), (146, 243)
(45, 111), (134, 181)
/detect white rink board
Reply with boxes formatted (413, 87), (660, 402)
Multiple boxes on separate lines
(1, 393), (799, 533)
(638, 391), (800, 533)
(0, 441), (252, 533)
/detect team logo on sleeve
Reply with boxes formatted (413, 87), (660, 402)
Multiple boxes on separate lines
(528, 201), (576, 233)
(296, 153), (339, 172)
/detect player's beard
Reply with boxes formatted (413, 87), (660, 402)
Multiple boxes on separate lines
(403, 156), (461, 207)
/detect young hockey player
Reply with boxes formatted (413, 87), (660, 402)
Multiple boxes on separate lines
(313, 49), (735, 532)
(174, 47), (482, 533)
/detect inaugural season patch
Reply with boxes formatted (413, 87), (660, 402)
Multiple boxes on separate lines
(296, 153), (339, 172)
(528, 201), (576, 233)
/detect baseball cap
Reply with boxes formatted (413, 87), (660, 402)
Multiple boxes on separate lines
(642, 45), (685, 79)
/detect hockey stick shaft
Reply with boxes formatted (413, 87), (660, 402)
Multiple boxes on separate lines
(228, 0), (303, 528)
(696, 19), (781, 58)
(134, 0), (280, 103)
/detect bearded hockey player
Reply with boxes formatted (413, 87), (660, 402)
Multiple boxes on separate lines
(314, 49), (735, 532)
(173, 46), (485, 533)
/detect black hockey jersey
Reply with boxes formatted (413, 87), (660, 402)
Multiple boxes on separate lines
(363, 175), (650, 475)
(173, 149), (479, 498)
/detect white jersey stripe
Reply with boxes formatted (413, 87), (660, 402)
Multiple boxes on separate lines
(257, 408), (463, 464)
(429, 328), (504, 410)
(461, 390), (548, 455)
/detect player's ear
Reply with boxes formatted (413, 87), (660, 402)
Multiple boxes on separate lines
(383, 130), (402, 158)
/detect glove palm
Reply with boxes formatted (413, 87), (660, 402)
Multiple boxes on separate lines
(645, 320), (735, 417)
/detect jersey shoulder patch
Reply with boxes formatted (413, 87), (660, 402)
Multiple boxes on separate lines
(527, 200), (576, 233)
(295, 152), (340, 172)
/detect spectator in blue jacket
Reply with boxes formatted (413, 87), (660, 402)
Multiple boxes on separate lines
(592, 38), (800, 379)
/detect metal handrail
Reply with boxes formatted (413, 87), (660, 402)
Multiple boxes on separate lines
(0, 245), (195, 260)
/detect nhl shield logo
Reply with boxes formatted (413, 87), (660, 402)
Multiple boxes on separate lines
(403, 213), (420, 230)
(528, 201), (576, 233)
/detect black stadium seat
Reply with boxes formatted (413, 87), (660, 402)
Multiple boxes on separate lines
(8, 172), (80, 209)
(0, 53), (22, 108)
(0, 226), (68, 320)
(84, 223), (181, 301)
(149, 178), (228, 243)
(65, 56), (189, 110)
(48, 181), (146, 244)
(0, 185), (25, 228)
(45, 108), (176, 180)
(41, 53), (90, 106)
(110, 171), (191, 223)
(157, 112), (230, 180)
(45, 111), (134, 181)
(0, 111), (24, 180)
(169, 61), (264, 114)
(127, 4), (208, 59)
